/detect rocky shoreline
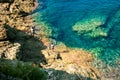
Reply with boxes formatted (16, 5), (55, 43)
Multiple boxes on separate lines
(0, 0), (120, 80)
(0, 0), (101, 80)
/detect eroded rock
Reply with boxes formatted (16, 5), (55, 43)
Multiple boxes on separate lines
(0, 0), (39, 61)
(0, 26), (7, 40)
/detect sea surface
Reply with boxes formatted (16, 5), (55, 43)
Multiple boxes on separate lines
(34, 0), (120, 66)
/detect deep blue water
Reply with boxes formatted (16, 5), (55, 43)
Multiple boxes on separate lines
(34, 0), (120, 65)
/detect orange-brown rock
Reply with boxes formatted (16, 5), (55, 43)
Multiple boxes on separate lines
(0, 26), (7, 40)
(0, 0), (38, 31)
(0, 0), (38, 60)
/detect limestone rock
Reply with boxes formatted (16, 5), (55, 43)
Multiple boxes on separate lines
(5, 43), (21, 60)
(0, 42), (20, 60)
(0, 0), (41, 62)
(0, 26), (7, 40)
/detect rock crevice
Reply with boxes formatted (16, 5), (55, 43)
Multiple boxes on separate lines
(0, 0), (46, 63)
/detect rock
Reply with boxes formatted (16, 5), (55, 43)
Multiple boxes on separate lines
(0, 0), (39, 61)
(0, 26), (7, 40)
(9, 0), (37, 14)
(0, 42), (20, 60)
(4, 25), (17, 40)
(65, 64), (99, 79)
(4, 43), (21, 60)
(44, 69), (77, 80)
(0, 41), (9, 47)
(0, 0), (14, 3)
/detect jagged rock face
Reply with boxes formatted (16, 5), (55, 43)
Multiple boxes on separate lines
(0, 41), (20, 59)
(0, 26), (7, 40)
(0, 0), (39, 60)
(0, 0), (37, 29)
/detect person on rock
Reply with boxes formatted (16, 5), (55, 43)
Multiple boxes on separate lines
(48, 42), (55, 52)
(30, 26), (35, 36)
(50, 42), (55, 51)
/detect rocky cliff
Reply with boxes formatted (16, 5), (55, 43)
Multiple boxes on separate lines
(3, 0), (119, 80)
(0, 0), (47, 64)
(0, 0), (102, 79)
(0, 0), (102, 80)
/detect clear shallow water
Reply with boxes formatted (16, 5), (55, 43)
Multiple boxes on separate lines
(34, 0), (120, 65)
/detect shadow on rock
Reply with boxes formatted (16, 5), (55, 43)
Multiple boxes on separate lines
(4, 24), (47, 66)
(44, 68), (94, 80)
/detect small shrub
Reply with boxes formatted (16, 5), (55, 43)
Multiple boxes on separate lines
(0, 60), (47, 80)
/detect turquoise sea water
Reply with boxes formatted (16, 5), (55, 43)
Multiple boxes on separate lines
(34, 0), (120, 66)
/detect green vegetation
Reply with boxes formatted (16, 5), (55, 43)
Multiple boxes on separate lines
(0, 59), (47, 80)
